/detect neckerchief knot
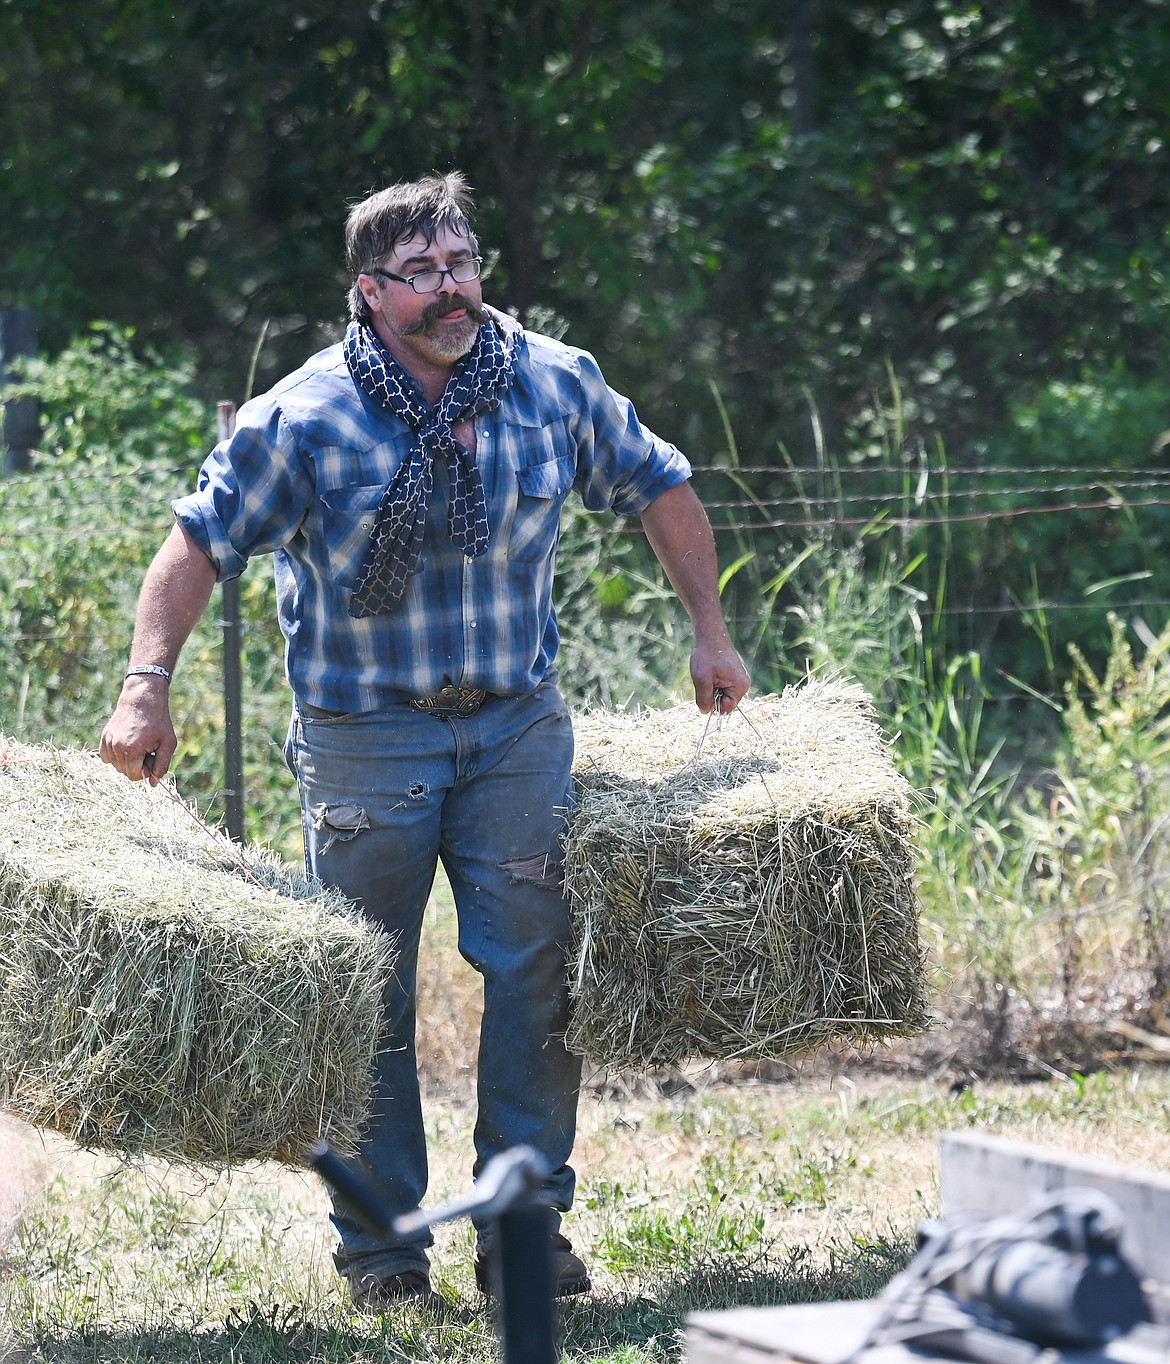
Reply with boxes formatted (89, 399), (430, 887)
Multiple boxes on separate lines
(419, 418), (459, 454)
(343, 318), (515, 617)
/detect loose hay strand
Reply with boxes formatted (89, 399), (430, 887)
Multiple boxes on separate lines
(563, 679), (931, 1069)
(0, 741), (395, 1167)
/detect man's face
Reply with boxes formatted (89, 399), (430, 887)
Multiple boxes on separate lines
(358, 224), (487, 372)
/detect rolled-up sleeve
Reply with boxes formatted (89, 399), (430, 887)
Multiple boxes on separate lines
(569, 349), (692, 516)
(172, 404), (313, 582)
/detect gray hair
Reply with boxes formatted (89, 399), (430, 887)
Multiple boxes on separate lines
(345, 171), (478, 323)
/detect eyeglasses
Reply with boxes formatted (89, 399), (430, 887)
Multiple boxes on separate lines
(373, 257), (484, 295)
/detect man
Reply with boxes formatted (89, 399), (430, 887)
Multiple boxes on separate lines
(100, 171), (750, 1309)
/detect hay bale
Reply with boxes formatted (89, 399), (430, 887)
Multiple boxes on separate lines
(564, 679), (931, 1069)
(0, 740), (395, 1167)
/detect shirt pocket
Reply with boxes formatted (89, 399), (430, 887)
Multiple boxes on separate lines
(508, 455), (576, 563)
(317, 483), (389, 588)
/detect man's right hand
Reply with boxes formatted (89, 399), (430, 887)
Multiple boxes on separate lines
(100, 675), (178, 784)
(98, 524), (218, 783)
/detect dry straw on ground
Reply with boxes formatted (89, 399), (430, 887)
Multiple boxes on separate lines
(0, 740), (395, 1167)
(565, 678), (930, 1069)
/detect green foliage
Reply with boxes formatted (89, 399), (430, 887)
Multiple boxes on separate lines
(909, 611), (1170, 1067)
(0, 327), (203, 735)
(554, 502), (692, 710)
(1018, 615), (1170, 1003)
(6, 0), (1170, 464)
(0, 329), (299, 849)
(10, 323), (210, 471)
(951, 367), (1170, 688)
(7, 0), (1170, 721)
(1006, 373), (1170, 473)
(594, 1196), (768, 1276)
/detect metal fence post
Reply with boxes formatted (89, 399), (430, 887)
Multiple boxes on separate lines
(216, 401), (245, 843)
(1, 307), (38, 475)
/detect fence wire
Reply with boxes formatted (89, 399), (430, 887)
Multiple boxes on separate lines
(4, 459), (1169, 691)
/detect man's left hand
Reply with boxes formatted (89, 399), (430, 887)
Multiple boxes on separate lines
(690, 636), (751, 714)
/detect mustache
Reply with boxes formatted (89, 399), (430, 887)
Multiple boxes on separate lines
(401, 294), (488, 335)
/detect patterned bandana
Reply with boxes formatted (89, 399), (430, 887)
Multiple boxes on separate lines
(343, 316), (515, 617)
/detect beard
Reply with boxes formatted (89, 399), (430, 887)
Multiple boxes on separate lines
(401, 293), (488, 359)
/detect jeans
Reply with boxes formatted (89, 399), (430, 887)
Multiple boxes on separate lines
(283, 679), (581, 1284)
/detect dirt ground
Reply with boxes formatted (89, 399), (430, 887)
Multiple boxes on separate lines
(0, 1113), (55, 1273)
(0, 1113), (51, 1362)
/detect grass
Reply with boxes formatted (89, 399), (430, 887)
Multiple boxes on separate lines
(6, 877), (1170, 1364)
(9, 353), (1170, 1358)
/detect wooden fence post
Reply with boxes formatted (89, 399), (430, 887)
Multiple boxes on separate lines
(216, 401), (246, 843)
(1, 307), (38, 475)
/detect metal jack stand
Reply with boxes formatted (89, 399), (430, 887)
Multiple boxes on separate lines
(309, 1143), (557, 1364)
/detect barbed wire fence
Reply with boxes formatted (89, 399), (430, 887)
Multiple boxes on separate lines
(4, 461), (1169, 659)
(4, 452), (1169, 835)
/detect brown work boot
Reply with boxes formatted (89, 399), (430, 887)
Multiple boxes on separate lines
(350, 1266), (449, 1315)
(474, 1232), (591, 1298)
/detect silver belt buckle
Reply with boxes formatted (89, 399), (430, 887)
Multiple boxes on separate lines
(409, 685), (488, 718)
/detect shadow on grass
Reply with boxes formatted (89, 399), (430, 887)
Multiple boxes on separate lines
(14, 1236), (914, 1363)
(560, 1233), (914, 1358)
(15, 1297), (494, 1364)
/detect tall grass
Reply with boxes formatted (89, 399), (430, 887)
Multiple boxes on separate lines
(7, 336), (1170, 1072)
(692, 398), (1170, 1073)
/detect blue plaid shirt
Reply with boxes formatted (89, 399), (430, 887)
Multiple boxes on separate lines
(173, 314), (691, 712)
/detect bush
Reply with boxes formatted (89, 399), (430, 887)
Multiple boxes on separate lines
(1, 326), (206, 734)
(1, 326), (300, 852)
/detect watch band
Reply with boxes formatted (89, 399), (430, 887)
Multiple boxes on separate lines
(125, 663), (174, 683)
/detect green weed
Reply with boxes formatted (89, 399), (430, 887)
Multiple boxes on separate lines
(8, 1073), (1170, 1363)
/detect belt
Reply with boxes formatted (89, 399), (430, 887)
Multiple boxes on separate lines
(409, 685), (491, 718)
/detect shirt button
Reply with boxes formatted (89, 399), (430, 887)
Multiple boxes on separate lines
(470, 621), (478, 629)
